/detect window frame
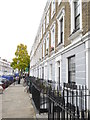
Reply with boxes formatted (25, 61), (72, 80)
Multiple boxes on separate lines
(43, 40), (45, 58)
(46, 33), (49, 55)
(58, 0), (62, 5)
(70, 0), (82, 34)
(68, 55), (76, 83)
(57, 7), (65, 45)
(51, 24), (55, 51)
(60, 18), (63, 44)
(46, 10), (49, 28)
(51, 0), (56, 19)
(74, 1), (80, 30)
(43, 18), (46, 34)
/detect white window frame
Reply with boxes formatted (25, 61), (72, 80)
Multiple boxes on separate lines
(74, 1), (80, 30)
(39, 27), (42, 40)
(58, 0), (62, 5)
(46, 10), (49, 28)
(68, 55), (76, 83)
(57, 7), (65, 45)
(43, 39), (45, 58)
(43, 18), (45, 34)
(50, 23), (55, 50)
(46, 33), (49, 54)
(70, 0), (82, 33)
(51, 0), (56, 19)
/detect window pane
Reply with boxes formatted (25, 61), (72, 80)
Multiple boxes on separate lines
(68, 56), (75, 82)
(75, 15), (80, 29)
(70, 72), (75, 82)
(60, 18), (63, 43)
(51, 26), (55, 47)
(74, 0), (80, 30)
(60, 18), (63, 32)
(75, 4), (80, 17)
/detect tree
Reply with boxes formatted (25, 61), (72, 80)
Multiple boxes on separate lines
(11, 44), (30, 75)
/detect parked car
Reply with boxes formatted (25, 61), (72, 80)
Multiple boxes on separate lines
(0, 77), (9, 89)
(1, 75), (14, 87)
(0, 77), (6, 89)
(0, 81), (4, 93)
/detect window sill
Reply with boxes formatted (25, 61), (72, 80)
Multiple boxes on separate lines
(57, 42), (63, 47)
(69, 29), (83, 41)
(45, 53), (48, 56)
(56, 42), (64, 51)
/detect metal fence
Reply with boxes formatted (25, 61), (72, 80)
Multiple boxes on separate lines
(26, 76), (90, 119)
(47, 82), (90, 119)
(27, 76), (48, 113)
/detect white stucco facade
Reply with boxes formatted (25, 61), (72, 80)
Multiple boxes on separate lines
(0, 58), (13, 76)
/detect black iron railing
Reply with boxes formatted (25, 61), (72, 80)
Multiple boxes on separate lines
(26, 76), (90, 119)
(47, 82), (90, 119)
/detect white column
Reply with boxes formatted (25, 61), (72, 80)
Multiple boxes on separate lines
(49, 64), (52, 80)
(55, 62), (58, 89)
(39, 67), (40, 78)
(86, 38), (90, 110)
(40, 67), (42, 79)
(55, 62), (58, 83)
(45, 66), (47, 80)
(44, 66), (45, 80)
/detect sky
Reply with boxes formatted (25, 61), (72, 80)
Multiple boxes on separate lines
(0, 0), (47, 62)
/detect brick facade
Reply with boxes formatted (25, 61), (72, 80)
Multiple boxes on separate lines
(30, 0), (90, 88)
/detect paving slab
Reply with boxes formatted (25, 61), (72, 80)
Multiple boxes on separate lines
(1, 80), (36, 119)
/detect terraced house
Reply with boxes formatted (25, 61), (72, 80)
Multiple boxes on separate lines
(30, 0), (90, 92)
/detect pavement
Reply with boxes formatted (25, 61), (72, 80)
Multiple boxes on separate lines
(0, 79), (36, 119)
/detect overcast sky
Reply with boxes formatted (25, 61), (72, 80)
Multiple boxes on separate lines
(0, 0), (47, 62)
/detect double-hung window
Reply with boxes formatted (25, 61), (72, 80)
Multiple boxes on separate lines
(60, 18), (63, 44)
(43, 40), (45, 58)
(51, 25), (55, 51)
(70, 0), (82, 33)
(40, 27), (42, 39)
(51, 0), (56, 18)
(43, 19), (45, 34)
(58, 0), (61, 5)
(74, 1), (80, 30)
(68, 56), (75, 83)
(46, 34), (49, 55)
(46, 10), (49, 27)
(57, 8), (65, 45)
